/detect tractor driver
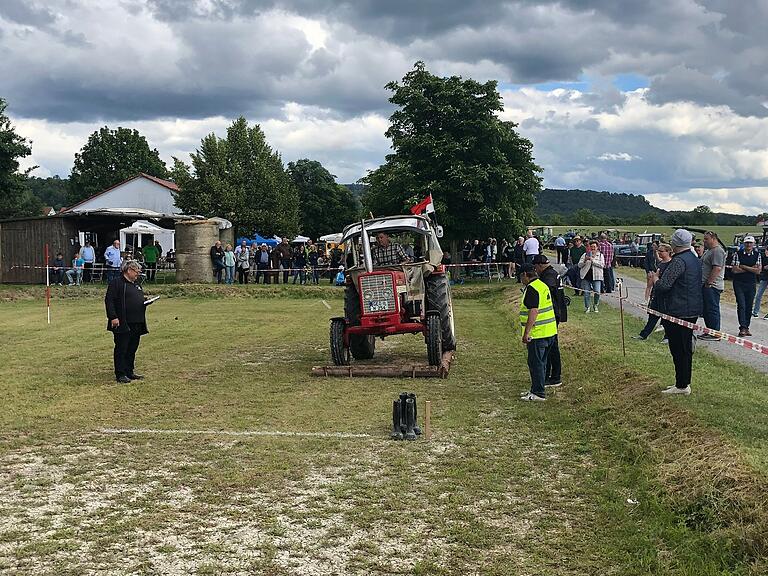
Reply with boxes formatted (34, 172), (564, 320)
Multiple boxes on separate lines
(371, 232), (411, 267)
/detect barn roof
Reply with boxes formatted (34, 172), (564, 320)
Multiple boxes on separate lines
(61, 173), (179, 213)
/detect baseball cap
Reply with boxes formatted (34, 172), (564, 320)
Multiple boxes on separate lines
(531, 254), (549, 265)
(744, 235), (756, 243)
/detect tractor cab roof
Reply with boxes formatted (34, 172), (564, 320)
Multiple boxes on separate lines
(341, 215), (434, 243)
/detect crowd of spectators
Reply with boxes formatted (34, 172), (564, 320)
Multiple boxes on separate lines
(209, 237), (345, 285)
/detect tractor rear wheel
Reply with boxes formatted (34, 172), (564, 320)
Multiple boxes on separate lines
(344, 283), (376, 359)
(426, 274), (456, 352)
(425, 313), (442, 366)
(330, 318), (350, 366)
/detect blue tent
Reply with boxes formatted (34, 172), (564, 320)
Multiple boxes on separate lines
(235, 233), (280, 247)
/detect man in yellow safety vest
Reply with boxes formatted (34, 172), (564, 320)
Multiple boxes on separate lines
(519, 264), (558, 401)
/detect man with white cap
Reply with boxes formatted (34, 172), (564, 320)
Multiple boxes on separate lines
(652, 229), (702, 395)
(731, 235), (762, 337)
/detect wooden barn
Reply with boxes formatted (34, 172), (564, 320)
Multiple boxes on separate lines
(0, 211), (185, 284)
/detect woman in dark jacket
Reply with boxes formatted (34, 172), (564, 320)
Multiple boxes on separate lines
(105, 261), (150, 383)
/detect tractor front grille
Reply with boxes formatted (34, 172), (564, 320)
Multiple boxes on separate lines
(360, 274), (397, 314)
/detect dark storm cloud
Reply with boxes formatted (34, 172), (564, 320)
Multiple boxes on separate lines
(0, 0), (57, 27)
(2, 0), (767, 123)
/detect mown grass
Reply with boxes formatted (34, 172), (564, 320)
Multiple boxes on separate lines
(0, 284), (766, 574)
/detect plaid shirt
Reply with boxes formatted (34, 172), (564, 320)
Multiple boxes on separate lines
(598, 240), (614, 268)
(371, 243), (407, 266)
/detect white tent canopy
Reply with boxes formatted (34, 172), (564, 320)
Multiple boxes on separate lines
(319, 233), (342, 243)
(120, 220), (175, 252)
(292, 235), (311, 244)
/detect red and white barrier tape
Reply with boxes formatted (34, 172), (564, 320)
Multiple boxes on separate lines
(636, 302), (767, 356)
(606, 278), (768, 356)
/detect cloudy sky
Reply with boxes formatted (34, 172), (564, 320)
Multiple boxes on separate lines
(2, 0), (768, 213)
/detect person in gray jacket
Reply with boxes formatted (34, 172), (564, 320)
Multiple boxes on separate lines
(653, 229), (703, 395)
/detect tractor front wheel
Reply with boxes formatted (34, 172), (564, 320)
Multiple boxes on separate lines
(425, 313), (442, 366)
(330, 318), (350, 366)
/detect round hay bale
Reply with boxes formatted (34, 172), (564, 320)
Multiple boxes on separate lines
(175, 220), (218, 283)
(175, 253), (213, 283)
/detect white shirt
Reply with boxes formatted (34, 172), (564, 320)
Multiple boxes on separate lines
(523, 237), (539, 256)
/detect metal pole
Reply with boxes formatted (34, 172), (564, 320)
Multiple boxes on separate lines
(618, 278), (626, 357)
(44, 243), (51, 324)
(425, 401), (432, 441)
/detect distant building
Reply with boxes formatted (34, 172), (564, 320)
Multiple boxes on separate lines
(41, 206), (56, 217)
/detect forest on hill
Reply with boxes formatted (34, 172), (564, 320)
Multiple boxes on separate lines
(535, 188), (761, 227)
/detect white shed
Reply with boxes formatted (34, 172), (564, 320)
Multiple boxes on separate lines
(62, 173), (182, 215)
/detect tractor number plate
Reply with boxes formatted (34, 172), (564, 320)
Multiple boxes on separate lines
(368, 300), (389, 312)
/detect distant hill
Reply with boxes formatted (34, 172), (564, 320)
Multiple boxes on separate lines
(536, 188), (756, 226)
(536, 189), (659, 219)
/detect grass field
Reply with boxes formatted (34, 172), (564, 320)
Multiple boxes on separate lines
(1, 284), (767, 575)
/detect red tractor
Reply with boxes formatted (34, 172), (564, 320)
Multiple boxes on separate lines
(329, 215), (456, 367)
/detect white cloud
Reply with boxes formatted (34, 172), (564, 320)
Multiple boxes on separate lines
(646, 188), (768, 214)
(597, 152), (640, 162)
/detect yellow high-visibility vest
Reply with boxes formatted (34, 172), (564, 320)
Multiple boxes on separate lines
(519, 279), (558, 339)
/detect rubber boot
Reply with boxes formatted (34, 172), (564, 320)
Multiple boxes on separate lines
(390, 400), (403, 440)
(404, 398), (417, 441)
(408, 393), (422, 436)
(399, 392), (409, 435)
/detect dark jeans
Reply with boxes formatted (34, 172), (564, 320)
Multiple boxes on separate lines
(83, 262), (93, 282)
(603, 267), (615, 293)
(281, 259), (292, 283)
(214, 265), (224, 284)
(662, 318), (696, 389)
(556, 247), (567, 264)
(107, 267), (120, 282)
(51, 269), (65, 284)
(733, 281), (756, 329)
(237, 267), (250, 284)
(527, 335), (555, 398)
(255, 263), (271, 284)
(525, 254), (536, 264)
(545, 333), (561, 382)
(113, 326), (142, 378)
(639, 313), (663, 339)
(145, 262), (157, 281)
(701, 285), (722, 330)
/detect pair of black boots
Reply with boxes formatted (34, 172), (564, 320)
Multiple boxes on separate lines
(391, 392), (421, 441)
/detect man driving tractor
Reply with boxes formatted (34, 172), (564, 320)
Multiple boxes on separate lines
(371, 232), (412, 266)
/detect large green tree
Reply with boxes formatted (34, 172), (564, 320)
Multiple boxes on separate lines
(286, 159), (358, 238)
(0, 98), (41, 219)
(361, 62), (541, 241)
(171, 117), (299, 236)
(68, 126), (167, 204)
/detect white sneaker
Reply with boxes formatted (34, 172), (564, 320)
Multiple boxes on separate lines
(593, 307), (599, 313)
(661, 338), (669, 344)
(654, 326), (664, 333)
(585, 308), (591, 314)
(520, 392), (546, 402)
(662, 385), (691, 395)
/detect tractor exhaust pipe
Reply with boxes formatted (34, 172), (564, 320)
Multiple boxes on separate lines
(361, 219), (374, 273)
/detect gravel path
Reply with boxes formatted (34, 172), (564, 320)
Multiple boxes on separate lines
(591, 270), (768, 375)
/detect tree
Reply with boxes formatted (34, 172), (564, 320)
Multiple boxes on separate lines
(637, 211), (662, 225)
(286, 159), (358, 238)
(25, 176), (69, 210)
(691, 204), (716, 226)
(68, 126), (167, 204)
(573, 208), (599, 226)
(0, 98), (41, 219)
(361, 62), (541, 241)
(171, 117), (299, 236)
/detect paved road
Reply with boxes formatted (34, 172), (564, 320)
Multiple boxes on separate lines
(559, 266), (768, 375)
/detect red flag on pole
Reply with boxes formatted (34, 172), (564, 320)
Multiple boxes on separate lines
(410, 194), (435, 215)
